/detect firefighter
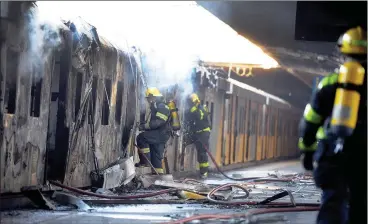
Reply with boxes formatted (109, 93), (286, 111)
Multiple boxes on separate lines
(184, 93), (211, 179)
(136, 87), (171, 175)
(298, 26), (367, 224)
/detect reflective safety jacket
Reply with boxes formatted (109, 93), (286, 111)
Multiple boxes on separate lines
(144, 101), (171, 132)
(298, 68), (367, 152)
(186, 104), (211, 134)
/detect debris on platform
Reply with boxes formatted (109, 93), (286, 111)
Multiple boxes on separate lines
(154, 180), (211, 193)
(139, 174), (174, 188)
(91, 157), (136, 190)
(52, 191), (92, 212)
(177, 190), (206, 200)
(20, 186), (55, 210)
(95, 188), (115, 195)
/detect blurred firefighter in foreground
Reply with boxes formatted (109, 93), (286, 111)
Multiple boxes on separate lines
(298, 26), (367, 224)
(136, 87), (171, 174)
(184, 93), (211, 179)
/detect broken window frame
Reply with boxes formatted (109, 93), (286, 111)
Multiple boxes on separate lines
(73, 71), (83, 122)
(29, 65), (43, 117)
(101, 78), (111, 126)
(115, 81), (124, 125)
(88, 76), (98, 124)
(4, 48), (19, 115)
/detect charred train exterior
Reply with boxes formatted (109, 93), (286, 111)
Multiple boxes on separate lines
(0, 2), (139, 192)
(0, 2), (301, 193)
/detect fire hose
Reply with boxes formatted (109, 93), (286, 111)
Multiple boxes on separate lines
(161, 206), (320, 224)
(198, 140), (296, 182)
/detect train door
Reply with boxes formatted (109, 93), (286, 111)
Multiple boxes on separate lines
(275, 109), (281, 158)
(223, 95), (232, 165)
(229, 95), (237, 165)
(283, 117), (290, 157)
(235, 96), (246, 164)
(257, 103), (265, 160)
(46, 43), (71, 182)
(268, 108), (276, 159)
(248, 101), (258, 161)
(262, 105), (269, 160)
(243, 99), (250, 162)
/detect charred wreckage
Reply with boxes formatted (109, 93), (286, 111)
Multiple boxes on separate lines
(0, 2), (319, 223)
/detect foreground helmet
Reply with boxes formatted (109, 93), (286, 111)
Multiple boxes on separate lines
(337, 26), (367, 55)
(145, 87), (163, 97)
(188, 93), (200, 104)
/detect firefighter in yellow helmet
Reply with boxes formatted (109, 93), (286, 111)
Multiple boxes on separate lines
(298, 26), (367, 224)
(136, 87), (171, 174)
(184, 93), (211, 179)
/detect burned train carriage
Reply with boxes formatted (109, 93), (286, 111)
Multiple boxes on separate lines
(1, 15), (140, 192)
(167, 75), (301, 174)
(0, 4), (301, 193)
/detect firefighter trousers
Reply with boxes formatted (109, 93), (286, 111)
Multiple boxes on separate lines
(313, 138), (367, 224)
(136, 130), (170, 174)
(193, 131), (210, 175)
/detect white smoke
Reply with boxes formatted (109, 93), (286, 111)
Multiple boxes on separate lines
(34, 1), (278, 99)
(25, 5), (63, 81)
(141, 49), (195, 97)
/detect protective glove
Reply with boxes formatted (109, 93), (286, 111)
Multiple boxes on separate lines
(183, 133), (194, 148)
(139, 123), (146, 131)
(300, 151), (314, 171)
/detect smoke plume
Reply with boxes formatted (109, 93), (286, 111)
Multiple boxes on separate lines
(24, 5), (63, 81)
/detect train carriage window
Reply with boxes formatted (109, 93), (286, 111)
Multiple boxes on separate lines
(101, 78), (112, 125)
(249, 109), (257, 135)
(270, 113), (275, 136)
(227, 99), (232, 134)
(30, 65), (43, 117)
(239, 106), (245, 134)
(115, 81), (124, 124)
(237, 107), (242, 134)
(5, 49), (19, 114)
(73, 72), (83, 121)
(264, 111), (269, 136)
(277, 113), (283, 136)
(243, 105), (247, 134)
(88, 77), (98, 124)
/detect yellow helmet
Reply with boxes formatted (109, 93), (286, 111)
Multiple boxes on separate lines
(337, 26), (367, 55)
(189, 93), (200, 104)
(145, 87), (163, 97)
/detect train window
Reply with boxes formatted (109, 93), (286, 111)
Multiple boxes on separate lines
(5, 48), (19, 114)
(115, 81), (124, 124)
(264, 111), (269, 136)
(30, 65), (43, 117)
(101, 78), (112, 125)
(239, 106), (245, 134)
(250, 110), (257, 135)
(277, 114), (283, 135)
(238, 107), (242, 133)
(88, 77), (98, 124)
(227, 100), (232, 134)
(270, 113), (275, 136)
(73, 72), (83, 121)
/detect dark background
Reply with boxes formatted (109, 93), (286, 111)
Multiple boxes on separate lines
(198, 1), (367, 109)
(295, 1), (367, 42)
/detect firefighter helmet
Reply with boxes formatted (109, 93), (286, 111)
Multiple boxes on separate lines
(145, 87), (163, 97)
(189, 93), (200, 104)
(337, 26), (367, 55)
